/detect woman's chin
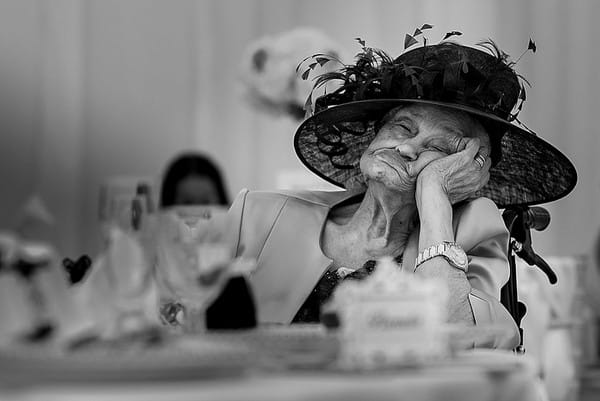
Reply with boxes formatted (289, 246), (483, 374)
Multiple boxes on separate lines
(361, 159), (416, 194)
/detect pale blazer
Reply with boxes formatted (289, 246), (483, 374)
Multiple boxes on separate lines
(229, 188), (520, 349)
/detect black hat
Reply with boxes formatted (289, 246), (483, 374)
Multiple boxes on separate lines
(294, 38), (577, 208)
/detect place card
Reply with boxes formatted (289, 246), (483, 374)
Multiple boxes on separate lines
(326, 257), (450, 369)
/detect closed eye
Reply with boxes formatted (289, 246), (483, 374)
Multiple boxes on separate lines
(426, 142), (451, 154)
(430, 146), (449, 154)
(387, 117), (415, 136)
(427, 134), (463, 154)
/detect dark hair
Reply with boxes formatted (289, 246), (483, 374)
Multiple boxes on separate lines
(160, 152), (229, 208)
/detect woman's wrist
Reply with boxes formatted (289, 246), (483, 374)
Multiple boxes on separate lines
(416, 178), (453, 248)
(416, 173), (447, 207)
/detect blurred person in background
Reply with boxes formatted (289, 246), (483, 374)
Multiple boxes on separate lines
(157, 152), (255, 330)
(160, 152), (229, 208)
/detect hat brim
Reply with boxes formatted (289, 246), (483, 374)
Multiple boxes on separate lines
(294, 99), (577, 208)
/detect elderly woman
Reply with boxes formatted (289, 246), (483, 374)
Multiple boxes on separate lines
(227, 38), (576, 349)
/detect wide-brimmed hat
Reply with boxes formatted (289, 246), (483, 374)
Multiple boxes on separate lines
(294, 37), (577, 208)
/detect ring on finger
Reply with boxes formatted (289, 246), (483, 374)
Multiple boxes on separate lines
(474, 154), (486, 169)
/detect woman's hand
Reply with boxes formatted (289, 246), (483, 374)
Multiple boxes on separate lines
(415, 137), (491, 206)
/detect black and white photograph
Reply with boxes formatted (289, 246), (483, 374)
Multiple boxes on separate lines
(0, 1), (598, 400)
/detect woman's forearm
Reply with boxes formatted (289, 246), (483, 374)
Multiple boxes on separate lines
(415, 182), (474, 324)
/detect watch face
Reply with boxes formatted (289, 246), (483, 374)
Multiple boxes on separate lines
(446, 246), (468, 269)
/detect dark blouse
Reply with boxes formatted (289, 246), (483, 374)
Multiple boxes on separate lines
(292, 256), (403, 323)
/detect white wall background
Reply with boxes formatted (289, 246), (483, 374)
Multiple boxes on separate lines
(0, 0), (598, 260)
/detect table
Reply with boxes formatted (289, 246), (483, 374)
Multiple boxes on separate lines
(0, 350), (547, 401)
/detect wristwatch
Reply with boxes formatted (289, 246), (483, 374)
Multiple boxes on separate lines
(414, 241), (468, 272)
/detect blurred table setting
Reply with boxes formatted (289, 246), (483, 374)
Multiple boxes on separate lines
(518, 255), (600, 401)
(0, 325), (547, 401)
(0, 186), (550, 401)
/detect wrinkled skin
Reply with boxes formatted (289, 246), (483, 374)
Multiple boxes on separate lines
(359, 104), (492, 205)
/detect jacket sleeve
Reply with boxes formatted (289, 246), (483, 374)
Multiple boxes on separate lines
(454, 197), (520, 349)
(227, 189), (289, 260)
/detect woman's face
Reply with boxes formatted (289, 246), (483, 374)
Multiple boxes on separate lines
(174, 175), (221, 205)
(359, 104), (491, 192)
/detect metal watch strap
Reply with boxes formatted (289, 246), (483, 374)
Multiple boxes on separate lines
(414, 241), (466, 272)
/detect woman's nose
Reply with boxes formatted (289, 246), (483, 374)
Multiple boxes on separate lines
(394, 142), (419, 161)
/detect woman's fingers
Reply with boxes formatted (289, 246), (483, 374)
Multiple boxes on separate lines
(410, 150), (447, 176)
(435, 137), (492, 203)
(416, 136), (492, 203)
(462, 137), (481, 160)
(456, 137), (493, 173)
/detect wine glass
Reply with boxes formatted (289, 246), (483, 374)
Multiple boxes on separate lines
(153, 205), (235, 333)
(95, 177), (159, 336)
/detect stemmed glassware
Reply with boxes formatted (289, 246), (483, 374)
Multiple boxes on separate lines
(153, 205), (235, 333)
(92, 178), (159, 337)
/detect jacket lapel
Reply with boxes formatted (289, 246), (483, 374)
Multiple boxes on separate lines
(249, 190), (361, 324)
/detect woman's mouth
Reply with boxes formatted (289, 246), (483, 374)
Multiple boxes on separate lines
(374, 148), (405, 165)
(372, 149), (411, 178)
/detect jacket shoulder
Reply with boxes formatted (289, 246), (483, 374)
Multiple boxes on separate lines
(228, 189), (348, 258)
(236, 189), (355, 208)
(453, 197), (508, 248)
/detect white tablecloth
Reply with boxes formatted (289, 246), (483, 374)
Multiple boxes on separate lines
(0, 350), (547, 401)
